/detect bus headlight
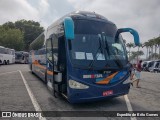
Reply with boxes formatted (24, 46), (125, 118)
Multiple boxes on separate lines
(69, 80), (89, 89)
(123, 78), (130, 84)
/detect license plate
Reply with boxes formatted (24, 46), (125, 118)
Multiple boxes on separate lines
(103, 90), (113, 96)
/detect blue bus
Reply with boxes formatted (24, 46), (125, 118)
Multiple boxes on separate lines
(29, 11), (140, 103)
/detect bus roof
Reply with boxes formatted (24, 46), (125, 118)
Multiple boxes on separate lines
(0, 46), (15, 50)
(16, 51), (28, 53)
(0, 46), (5, 48)
(47, 11), (115, 31)
(30, 11), (117, 50)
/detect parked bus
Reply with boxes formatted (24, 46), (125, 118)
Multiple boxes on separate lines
(0, 46), (15, 65)
(15, 51), (29, 64)
(148, 60), (160, 72)
(29, 11), (140, 103)
(144, 61), (155, 71)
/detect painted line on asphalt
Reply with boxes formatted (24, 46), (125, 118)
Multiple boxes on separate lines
(0, 70), (18, 76)
(19, 70), (47, 120)
(124, 95), (137, 120)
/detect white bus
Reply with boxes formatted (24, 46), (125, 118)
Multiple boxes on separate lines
(0, 46), (15, 65)
(15, 51), (29, 64)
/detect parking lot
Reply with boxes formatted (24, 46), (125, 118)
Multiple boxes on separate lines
(0, 64), (160, 120)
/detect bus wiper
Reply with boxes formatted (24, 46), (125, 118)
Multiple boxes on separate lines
(103, 36), (110, 57)
(103, 36), (123, 69)
(88, 34), (104, 70)
(112, 55), (123, 69)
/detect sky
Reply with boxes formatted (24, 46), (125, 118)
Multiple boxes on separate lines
(0, 0), (160, 57)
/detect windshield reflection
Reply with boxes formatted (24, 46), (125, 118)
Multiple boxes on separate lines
(68, 19), (127, 70)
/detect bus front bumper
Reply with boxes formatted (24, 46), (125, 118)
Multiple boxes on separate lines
(67, 83), (130, 103)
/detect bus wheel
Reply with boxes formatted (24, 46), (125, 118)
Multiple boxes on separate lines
(44, 71), (47, 84)
(46, 78), (53, 91)
(30, 64), (34, 74)
(30, 64), (32, 70)
(7, 60), (9, 65)
(3, 61), (7, 65)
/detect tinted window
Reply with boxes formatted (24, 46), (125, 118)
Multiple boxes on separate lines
(0, 48), (5, 54)
(74, 19), (117, 37)
(30, 33), (45, 50)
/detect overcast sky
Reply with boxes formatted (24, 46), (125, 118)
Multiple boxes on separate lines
(0, 0), (160, 47)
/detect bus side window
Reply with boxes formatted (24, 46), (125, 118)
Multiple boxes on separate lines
(58, 36), (66, 72)
(46, 39), (52, 61)
(0, 48), (3, 53)
(22, 56), (25, 60)
(4, 48), (7, 54)
(156, 63), (159, 68)
(52, 35), (58, 71)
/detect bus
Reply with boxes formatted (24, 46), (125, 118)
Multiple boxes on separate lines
(15, 51), (29, 64)
(0, 46), (15, 65)
(29, 11), (140, 103)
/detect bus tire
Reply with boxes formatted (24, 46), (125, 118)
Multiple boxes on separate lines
(44, 71), (47, 84)
(3, 60), (7, 65)
(30, 64), (32, 70)
(30, 64), (34, 74)
(7, 60), (9, 65)
(31, 71), (34, 74)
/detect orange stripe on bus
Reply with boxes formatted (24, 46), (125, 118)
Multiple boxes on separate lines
(34, 63), (46, 70)
(96, 72), (118, 84)
(47, 70), (54, 75)
(33, 62), (55, 75)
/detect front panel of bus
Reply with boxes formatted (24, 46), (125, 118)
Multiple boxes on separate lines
(66, 18), (130, 103)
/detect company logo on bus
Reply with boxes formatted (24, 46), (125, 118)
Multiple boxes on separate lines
(83, 74), (103, 79)
(103, 71), (112, 74)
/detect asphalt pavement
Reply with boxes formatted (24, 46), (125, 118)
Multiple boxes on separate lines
(0, 64), (160, 120)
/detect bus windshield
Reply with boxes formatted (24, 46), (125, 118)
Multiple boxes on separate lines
(68, 19), (128, 70)
(15, 53), (22, 59)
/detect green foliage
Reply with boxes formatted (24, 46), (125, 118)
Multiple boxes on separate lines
(126, 42), (134, 48)
(2, 22), (15, 29)
(0, 19), (44, 51)
(0, 26), (24, 50)
(14, 20), (44, 50)
(126, 42), (134, 58)
(126, 35), (160, 61)
(129, 50), (144, 60)
(148, 53), (159, 60)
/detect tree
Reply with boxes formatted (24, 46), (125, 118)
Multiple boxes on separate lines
(143, 36), (160, 60)
(130, 50), (144, 62)
(136, 43), (144, 62)
(2, 20), (44, 51)
(137, 50), (144, 56)
(148, 39), (154, 60)
(126, 42), (134, 59)
(2, 22), (15, 29)
(155, 36), (160, 56)
(14, 20), (44, 51)
(144, 41), (150, 59)
(0, 26), (24, 50)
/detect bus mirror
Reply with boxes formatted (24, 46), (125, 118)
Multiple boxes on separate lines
(64, 17), (74, 40)
(116, 28), (140, 46)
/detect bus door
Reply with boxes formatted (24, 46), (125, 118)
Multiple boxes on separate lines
(46, 34), (63, 97)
